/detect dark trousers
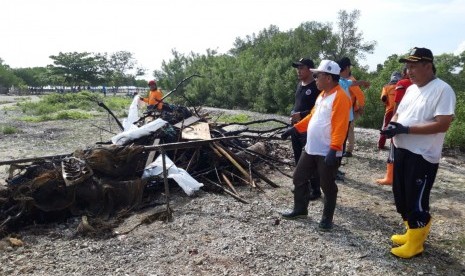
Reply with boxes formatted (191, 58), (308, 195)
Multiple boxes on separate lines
(393, 147), (437, 228)
(342, 120), (352, 154)
(291, 131), (306, 164)
(291, 131), (320, 196)
(378, 110), (393, 149)
(293, 152), (339, 206)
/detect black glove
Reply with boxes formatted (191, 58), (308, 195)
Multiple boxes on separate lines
(324, 149), (337, 166)
(380, 122), (409, 138)
(280, 127), (295, 140)
(381, 95), (387, 102)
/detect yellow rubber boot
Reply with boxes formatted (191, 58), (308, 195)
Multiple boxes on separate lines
(391, 221), (409, 245)
(376, 163), (393, 185)
(391, 220), (431, 259)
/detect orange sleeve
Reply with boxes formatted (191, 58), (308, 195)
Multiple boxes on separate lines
(349, 85), (365, 109)
(294, 98), (317, 133)
(330, 89), (351, 151)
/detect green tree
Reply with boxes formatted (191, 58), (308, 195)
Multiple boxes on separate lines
(13, 67), (49, 88)
(101, 51), (144, 91)
(0, 59), (24, 90)
(154, 9), (378, 114)
(48, 52), (100, 89)
(331, 9), (377, 63)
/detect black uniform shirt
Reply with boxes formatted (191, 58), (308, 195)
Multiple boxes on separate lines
(292, 80), (320, 117)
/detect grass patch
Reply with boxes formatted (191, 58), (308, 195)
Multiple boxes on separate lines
(217, 113), (250, 123)
(56, 110), (93, 120)
(14, 97), (31, 102)
(16, 92), (132, 121)
(0, 124), (18, 134)
(20, 110), (93, 122)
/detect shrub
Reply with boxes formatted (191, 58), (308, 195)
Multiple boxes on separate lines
(16, 92), (131, 121)
(1, 124), (18, 134)
(55, 110), (93, 120)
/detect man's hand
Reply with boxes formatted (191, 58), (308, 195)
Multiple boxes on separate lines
(324, 149), (337, 166)
(290, 112), (301, 124)
(280, 127), (295, 140)
(380, 122), (409, 138)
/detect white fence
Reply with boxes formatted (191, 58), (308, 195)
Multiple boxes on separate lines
(5, 86), (148, 96)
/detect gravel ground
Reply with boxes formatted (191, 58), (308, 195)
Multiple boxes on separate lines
(0, 95), (464, 275)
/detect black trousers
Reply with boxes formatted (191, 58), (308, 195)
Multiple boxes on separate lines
(291, 131), (306, 164)
(393, 147), (437, 228)
(291, 131), (320, 196)
(293, 152), (339, 203)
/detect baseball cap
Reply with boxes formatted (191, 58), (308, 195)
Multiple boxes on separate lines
(389, 71), (401, 84)
(399, 47), (434, 63)
(337, 57), (352, 69)
(310, 60), (341, 75)
(292, 58), (315, 68)
(148, 80), (157, 85)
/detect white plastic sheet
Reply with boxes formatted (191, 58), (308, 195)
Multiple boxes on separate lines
(142, 155), (203, 196)
(122, 95), (142, 132)
(111, 118), (168, 145)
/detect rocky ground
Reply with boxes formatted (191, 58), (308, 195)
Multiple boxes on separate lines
(0, 95), (464, 275)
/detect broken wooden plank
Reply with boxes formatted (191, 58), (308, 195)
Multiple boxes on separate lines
(145, 138), (160, 168)
(0, 153), (71, 166)
(215, 143), (280, 188)
(201, 177), (249, 204)
(144, 136), (240, 151)
(181, 122), (211, 140)
(173, 116), (201, 129)
(211, 143), (253, 186)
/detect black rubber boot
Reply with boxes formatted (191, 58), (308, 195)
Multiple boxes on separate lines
(319, 195), (337, 231)
(282, 184), (310, 220)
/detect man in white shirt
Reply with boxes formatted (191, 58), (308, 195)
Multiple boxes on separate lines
(381, 47), (456, 259)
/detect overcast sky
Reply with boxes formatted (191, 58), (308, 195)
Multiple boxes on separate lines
(1, 0), (465, 79)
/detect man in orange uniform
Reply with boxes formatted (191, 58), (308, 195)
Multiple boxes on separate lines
(140, 80), (164, 110)
(376, 68), (412, 185)
(378, 72), (401, 150)
(281, 60), (351, 231)
(338, 57), (366, 158)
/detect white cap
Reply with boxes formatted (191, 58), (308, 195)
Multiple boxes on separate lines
(310, 60), (341, 75)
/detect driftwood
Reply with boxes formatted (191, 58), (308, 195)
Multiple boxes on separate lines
(0, 106), (291, 237)
(221, 172), (239, 195)
(0, 154), (71, 166)
(214, 142), (279, 188)
(201, 177), (249, 204)
(210, 143), (254, 187)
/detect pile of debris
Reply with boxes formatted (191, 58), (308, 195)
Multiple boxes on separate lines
(0, 99), (292, 237)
